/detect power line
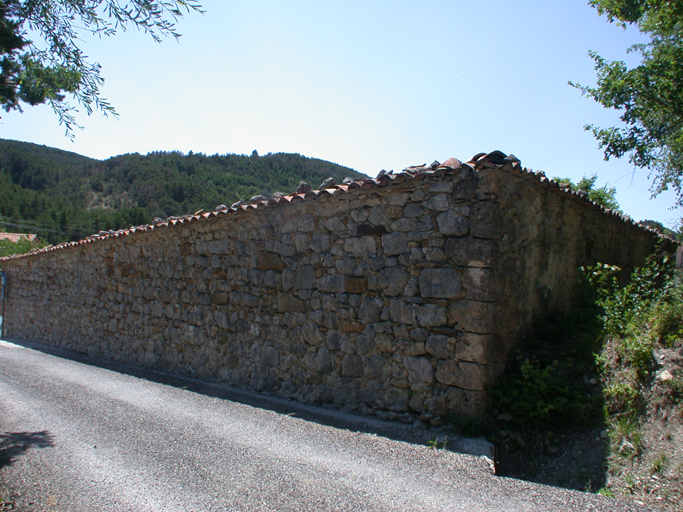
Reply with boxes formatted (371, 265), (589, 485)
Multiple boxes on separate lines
(0, 219), (93, 235)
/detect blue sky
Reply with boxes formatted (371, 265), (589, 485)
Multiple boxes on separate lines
(2, 0), (680, 228)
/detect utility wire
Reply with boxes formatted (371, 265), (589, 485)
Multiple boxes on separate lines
(0, 219), (93, 235)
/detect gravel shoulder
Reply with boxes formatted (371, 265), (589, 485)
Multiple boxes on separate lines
(0, 338), (657, 511)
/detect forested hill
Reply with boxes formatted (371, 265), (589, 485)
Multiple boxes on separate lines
(0, 139), (366, 244)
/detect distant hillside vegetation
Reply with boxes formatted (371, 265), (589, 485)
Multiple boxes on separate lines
(0, 139), (365, 244)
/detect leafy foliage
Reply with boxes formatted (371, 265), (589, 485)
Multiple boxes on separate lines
(0, 235), (36, 258)
(0, 0), (202, 134)
(572, 0), (683, 205)
(554, 174), (621, 211)
(0, 138), (365, 245)
(493, 250), (679, 431)
(492, 280), (604, 429)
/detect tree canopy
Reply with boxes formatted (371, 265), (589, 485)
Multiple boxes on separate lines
(572, 0), (683, 205)
(553, 174), (622, 211)
(0, 0), (202, 135)
(0, 138), (365, 245)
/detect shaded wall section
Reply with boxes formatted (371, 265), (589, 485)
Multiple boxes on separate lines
(0, 155), (671, 423)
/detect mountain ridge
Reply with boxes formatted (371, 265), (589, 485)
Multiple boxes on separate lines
(0, 138), (366, 244)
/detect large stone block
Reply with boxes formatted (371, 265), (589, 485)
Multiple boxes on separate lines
(422, 193), (450, 211)
(344, 237), (377, 257)
(436, 209), (469, 237)
(277, 293), (308, 313)
(377, 267), (410, 297)
(416, 304), (447, 327)
(294, 265), (316, 289)
(419, 268), (462, 299)
(389, 299), (415, 325)
(256, 251), (285, 271)
(469, 201), (500, 239)
(344, 277), (367, 294)
(404, 356), (434, 384)
(435, 360), (493, 391)
(341, 354), (364, 378)
(443, 237), (495, 268)
(381, 232), (408, 256)
(448, 300), (494, 334)
(425, 335), (452, 359)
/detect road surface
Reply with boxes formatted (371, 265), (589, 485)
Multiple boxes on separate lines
(0, 338), (653, 511)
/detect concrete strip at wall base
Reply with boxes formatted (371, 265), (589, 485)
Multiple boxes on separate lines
(0, 158), (673, 425)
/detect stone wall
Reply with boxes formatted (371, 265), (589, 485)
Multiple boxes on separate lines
(0, 154), (670, 423)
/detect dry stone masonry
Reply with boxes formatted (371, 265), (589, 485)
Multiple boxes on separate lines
(1, 151), (672, 424)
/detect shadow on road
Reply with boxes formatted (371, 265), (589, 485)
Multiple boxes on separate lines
(0, 430), (54, 468)
(1, 338), (493, 461)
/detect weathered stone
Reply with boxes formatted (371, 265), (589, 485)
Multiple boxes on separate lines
(368, 207), (390, 225)
(325, 217), (346, 233)
(315, 347), (335, 374)
(416, 304), (447, 327)
(215, 312), (230, 329)
(381, 232), (408, 256)
(403, 203), (423, 218)
(256, 251), (285, 270)
(344, 237), (377, 257)
(435, 361), (493, 391)
(263, 270), (281, 288)
(358, 297), (384, 323)
(317, 275), (345, 293)
(405, 341), (426, 357)
(310, 233), (331, 252)
(263, 346), (279, 366)
(298, 215), (316, 232)
(446, 387), (490, 416)
(456, 332), (502, 366)
(389, 300), (415, 325)
(334, 386), (355, 406)
(341, 354), (364, 377)
(404, 356), (434, 384)
(277, 293), (307, 313)
(390, 378), (410, 390)
(355, 335), (375, 356)
(448, 300), (493, 334)
(274, 242), (296, 258)
(210, 292), (229, 305)
(377, 267), (410, 297)
(326, 330), (345, 351)
(443, 237), (494, 268)
(391, 218), (418, 232)
(345, 277), (367, 294)
(422, 193), (450, 211)
(339, 319), (364, 333)
(470, 201), (500, 239)
(436, 209), (469, 237)
(335, 258), (355, 275)
(295, 265), (316, 289)
(425, 335), (451, 359)
(424, 396), (446, 416)
(356, 224), (387, 236)
(419, 268), (462, 299)
(385, 388), (409, 412)
(366, 356), (391, 381)
(463, 267), (499, 301)
(389, 193), (410, 207)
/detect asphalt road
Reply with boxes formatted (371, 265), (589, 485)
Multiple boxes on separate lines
(0, 338), (654, 512)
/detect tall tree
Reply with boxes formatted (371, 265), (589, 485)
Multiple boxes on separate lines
(0, 0), (202, 136)
(572, 0), (683, 205)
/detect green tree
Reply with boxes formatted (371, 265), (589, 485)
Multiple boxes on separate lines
(554, 174), (622, 211)
(0, 0), (202, 135)
(572, 0), (683, 205)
